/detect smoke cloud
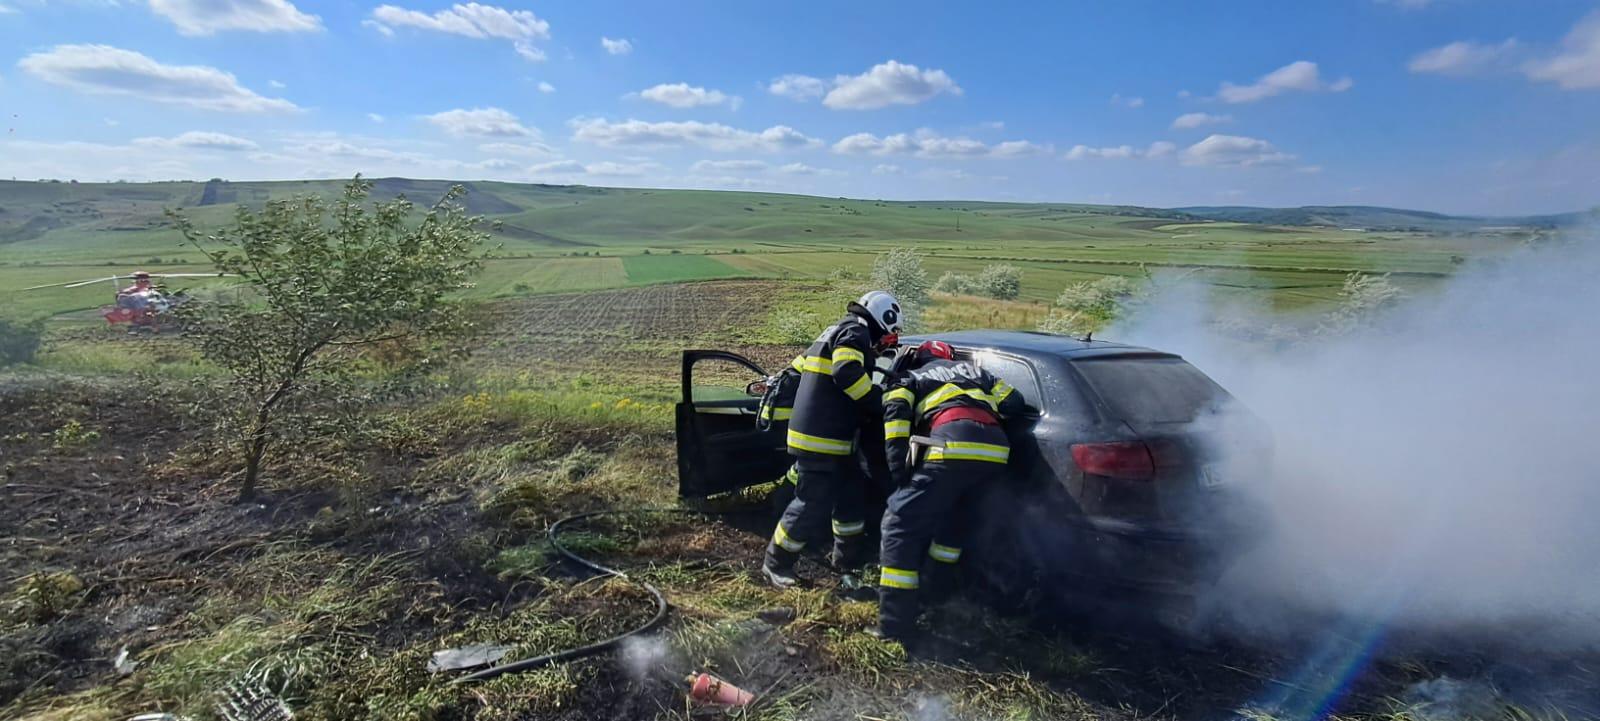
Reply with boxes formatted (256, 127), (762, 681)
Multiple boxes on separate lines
(1113, 234), (1600, 647)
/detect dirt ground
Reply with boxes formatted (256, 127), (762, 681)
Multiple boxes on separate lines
(5, 283), (1598, 720)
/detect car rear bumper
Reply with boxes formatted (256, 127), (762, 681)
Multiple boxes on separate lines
(1067, 514), (1265, 596)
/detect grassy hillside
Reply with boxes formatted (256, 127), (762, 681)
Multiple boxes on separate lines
(0, 178), (1549, 321)
(1175, 204), (1591, 232)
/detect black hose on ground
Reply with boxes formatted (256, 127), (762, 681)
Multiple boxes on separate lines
(453, 506), (751, 684)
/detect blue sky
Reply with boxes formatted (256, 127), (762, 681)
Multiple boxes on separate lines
(1, 0), (1597, 214)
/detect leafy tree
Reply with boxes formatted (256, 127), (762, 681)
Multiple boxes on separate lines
(934, 271), (977, 296)
(870, 248), (929, 330)
(172, 177), (487, 500)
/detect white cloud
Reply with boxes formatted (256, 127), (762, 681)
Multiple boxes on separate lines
(148, 0), (321, 36)
(823, 60), (962, 110)
(776, 162), (839, 176)
(1171, 112), (1231, 129)
(1180, 134), (1296, 167)
(268, 79), (286, 89)
(1409, 40), (1520, 76)
(768, 73), (826, 101)
(479, 141), (555, 157)
(978, 120), (1005, 130)
(514, 41), (545, 62)
(1065, 144), (1137, 160)
(691, 159), (768, 173)
(1146, 141), (1177, 158)
(832, 129), (1047, 158)
(369, 3), (549, 61)
(1216, 60), (1353, 103)
(17, 44), (298, 113)
(0, 4), (16, 14)
(1065, 140), (1179, 161)
(585, 160), (659, 177)
(569, 118), (819, 152)
(132, 131), (259, 151)
(537, 81), (555, 93)
(638, 82), (736, 108)
(601, 36), (632, 55)
(530, 159), (585, 174)
(284, 140), (423, 164)
(424, 107), (533, 138)
(871, 164), (902, 175)
(367, 113), (385, 123)
(1524, 11), (1600, 90)
(370, 3), (548, 39)
(1110, 93), (1145, 108)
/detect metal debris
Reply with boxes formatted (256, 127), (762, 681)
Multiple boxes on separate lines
(427, 643), (513, 672)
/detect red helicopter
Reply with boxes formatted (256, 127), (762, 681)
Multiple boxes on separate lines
(24, 270), (232, 333)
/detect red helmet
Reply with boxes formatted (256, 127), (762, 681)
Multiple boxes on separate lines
(917, 340), (954, 362)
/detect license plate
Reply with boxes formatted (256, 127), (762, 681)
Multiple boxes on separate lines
(1199, 465), (1226, 489)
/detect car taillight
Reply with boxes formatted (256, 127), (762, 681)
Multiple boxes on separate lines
(1071, 441), (1155, 480)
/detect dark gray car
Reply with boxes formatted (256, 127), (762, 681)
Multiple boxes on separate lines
(675, 330), (1269, 601)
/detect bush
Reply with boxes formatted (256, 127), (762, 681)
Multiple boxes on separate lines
(1036, 275), (1144, 336)
(976, 263), (1022, 300)
(1317, 272), (1404, 336)
(772, 308), (825, 345)
(935, 264), (1022, 301)
(870, 248), (929, 330)
(934, 271), (977, 296)
(0, 318), (44, 366)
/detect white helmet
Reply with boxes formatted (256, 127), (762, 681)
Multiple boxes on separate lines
(853, 290), (903, 335)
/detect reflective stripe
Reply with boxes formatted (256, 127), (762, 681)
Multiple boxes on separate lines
(786, 429), (854, 455)
(841, 374), (872, 400)
(782, 466), (799, 485)
(799, 356), (834, 375)
(760, 405), (793, 421)
(926, 441), (1010, 463)
(831, 346), (865, 373)
(929, 543), (962, 563)
(832, 519), (865, 537)
(917, 383), (998, 414)
(884, 387), (915, 405)
(991, 380), (1015, 405)
(884, 420), (911, 440)
(772, 523), (804, 552)
(790, 356), (806, 372)
(879, 567), (920, 589)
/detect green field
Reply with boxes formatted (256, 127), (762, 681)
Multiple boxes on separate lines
(0, 177), (1544, 321)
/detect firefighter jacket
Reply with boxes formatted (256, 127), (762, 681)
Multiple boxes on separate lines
(786, 313), (881, 457)
(757, 366), (800, 429)
(883, 359), (1025, 481)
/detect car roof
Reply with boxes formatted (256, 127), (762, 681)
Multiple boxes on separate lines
(902, 329), (1176, 361)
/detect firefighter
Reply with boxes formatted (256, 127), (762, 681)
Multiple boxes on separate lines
(874, 340), (1025, 644)
(763, 290), (903, 589)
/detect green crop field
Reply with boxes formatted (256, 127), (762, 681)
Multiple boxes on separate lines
(0, 177), (1551, 322)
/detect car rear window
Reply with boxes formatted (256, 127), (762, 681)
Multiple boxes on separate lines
(1072, 356), (1226, 423)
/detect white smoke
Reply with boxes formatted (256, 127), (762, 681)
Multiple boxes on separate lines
(1112, 234), (1600, 646)
(620, 635), (671, 681)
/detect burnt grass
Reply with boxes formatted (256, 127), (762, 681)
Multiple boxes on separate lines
(4, 285), (1599, 720)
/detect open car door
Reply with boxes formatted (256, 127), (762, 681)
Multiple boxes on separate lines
(676, 350), (792, 498)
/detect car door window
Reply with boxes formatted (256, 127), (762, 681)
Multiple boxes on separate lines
(691, 356), (766, 404)
(970, 352), (1043, 415)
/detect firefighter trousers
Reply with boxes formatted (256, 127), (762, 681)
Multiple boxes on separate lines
(766, 454), (869, 571)
(878, 423), (1008, 639)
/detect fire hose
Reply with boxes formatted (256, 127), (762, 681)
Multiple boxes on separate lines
(455, 434), (942, 683)
(453, 507), (741, 684)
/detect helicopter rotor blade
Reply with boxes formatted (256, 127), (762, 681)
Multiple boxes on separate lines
(151, 272), (238, 279)
(63, 276), (123, 289)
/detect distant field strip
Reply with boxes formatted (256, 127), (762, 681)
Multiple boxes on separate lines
(622, 254), (752, 284)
